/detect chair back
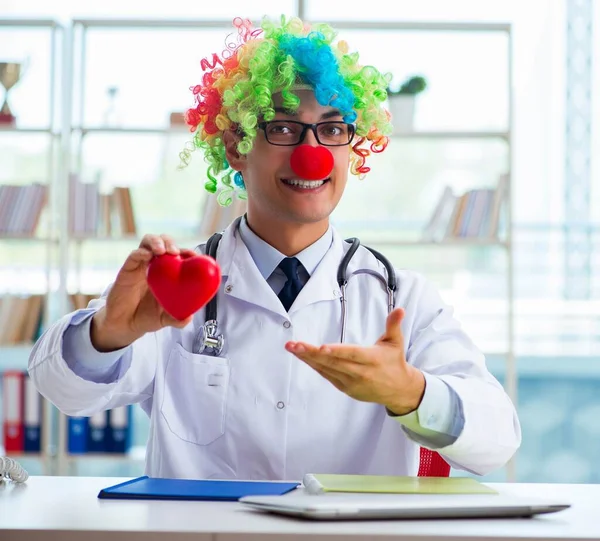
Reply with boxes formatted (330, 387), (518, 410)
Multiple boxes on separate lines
(418, 448), (451, 477)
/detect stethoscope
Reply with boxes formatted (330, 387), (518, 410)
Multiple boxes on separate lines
(192, 217), (397, 356)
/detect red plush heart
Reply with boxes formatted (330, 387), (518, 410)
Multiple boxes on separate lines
(147, 252), (221, 321)
(290, 144), (334, 180)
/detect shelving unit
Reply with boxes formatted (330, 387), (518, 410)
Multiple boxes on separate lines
(0, 19), (65, 474)
(1, 16), (515, 480)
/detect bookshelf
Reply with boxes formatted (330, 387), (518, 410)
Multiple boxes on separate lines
(0, 19), (64, 474)
(0, 17), (515, 479)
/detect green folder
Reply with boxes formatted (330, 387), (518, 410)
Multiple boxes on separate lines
(302, 474), (497, 495)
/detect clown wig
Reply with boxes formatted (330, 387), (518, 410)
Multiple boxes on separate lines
(179, 15), (393, 205)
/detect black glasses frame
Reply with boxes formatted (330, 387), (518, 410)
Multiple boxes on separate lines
(258, 120), (356, 147)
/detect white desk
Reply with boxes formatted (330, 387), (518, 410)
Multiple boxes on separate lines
(0, 476), (598, 541)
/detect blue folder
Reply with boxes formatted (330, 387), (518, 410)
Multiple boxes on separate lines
(98, 476), (299, 501)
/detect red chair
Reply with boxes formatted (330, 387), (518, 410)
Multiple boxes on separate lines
(418, 448), (451, 477)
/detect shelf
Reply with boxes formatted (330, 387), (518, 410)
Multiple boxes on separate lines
(0, 126), (56, 134)
(2, 452), (45, 459)
(65, 445), (145, 461)
(0, 236), (57, 242)
(0, 19), (60, 28)
(71, 19), (510, 32)
(71, 235), (139, 242)
(0, 344), (34, 371)
(390, 130), (509, 139)
(70, 235), (203, 245)
(76, 126), (190, 135)
(361, 238), (510, 248)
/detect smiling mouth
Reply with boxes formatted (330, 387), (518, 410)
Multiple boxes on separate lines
(281, 178), (331, 189)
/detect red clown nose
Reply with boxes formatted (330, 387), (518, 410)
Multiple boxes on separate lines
(290, 145), (334, 181)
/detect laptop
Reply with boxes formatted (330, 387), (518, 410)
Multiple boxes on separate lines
(239, 493), (571, 520)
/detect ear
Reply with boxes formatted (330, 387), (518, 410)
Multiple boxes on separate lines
(223, 129), (246, 172)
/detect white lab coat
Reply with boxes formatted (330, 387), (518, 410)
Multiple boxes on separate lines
(29, 221), (520, 480)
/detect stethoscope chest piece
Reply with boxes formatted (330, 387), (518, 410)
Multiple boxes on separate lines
(192, 319), (225, 356)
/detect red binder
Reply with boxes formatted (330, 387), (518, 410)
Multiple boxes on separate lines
(2, 370), (25, 453)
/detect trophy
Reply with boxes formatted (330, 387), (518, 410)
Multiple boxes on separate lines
(0, 62), (23, 125)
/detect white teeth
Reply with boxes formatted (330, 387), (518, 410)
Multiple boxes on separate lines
(283, 179), (326, 188)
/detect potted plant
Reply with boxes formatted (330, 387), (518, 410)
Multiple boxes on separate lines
(386, 75), (427, 133)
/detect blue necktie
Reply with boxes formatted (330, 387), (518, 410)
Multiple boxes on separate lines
(277, 257), (304, 311)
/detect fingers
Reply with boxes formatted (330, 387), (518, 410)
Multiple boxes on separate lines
(287, 341), (372, 365)
(120, 247), (154, 272)
(285, 342), (367, 377)
(179, 248), (199, 259)
(314, 343), (373, 364)
(380, 308), (405, 345)
(139, 234), (180, 256)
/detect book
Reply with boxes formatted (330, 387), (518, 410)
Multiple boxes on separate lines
(302, 474), (497, 495)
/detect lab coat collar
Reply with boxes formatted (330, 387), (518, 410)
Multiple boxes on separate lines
(212, 219), (345, 317)
(288, 229), (345, 314)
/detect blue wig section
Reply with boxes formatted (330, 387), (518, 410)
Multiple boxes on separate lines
(278, 32), (357, 124)
(233, 171), (245, 189)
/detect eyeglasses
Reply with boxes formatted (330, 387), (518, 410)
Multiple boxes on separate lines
(258, 120), (356, 147)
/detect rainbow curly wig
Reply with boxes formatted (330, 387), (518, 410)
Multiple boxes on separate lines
(180, 15), (393, 205)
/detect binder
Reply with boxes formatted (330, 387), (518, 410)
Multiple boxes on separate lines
(87, 411), (108, 452)
(67, 416), (88, 454)
(302, 474), (498, 495)
(23, 374), (42, 452)
(98, 476), (299, 501)
(107, 406), (131, 454)
(2, 370), (24, 453)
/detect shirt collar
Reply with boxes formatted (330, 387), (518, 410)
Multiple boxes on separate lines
(238, 215), (333, 280)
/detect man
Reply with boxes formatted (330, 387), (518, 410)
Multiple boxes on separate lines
(29, 16), (520, 480)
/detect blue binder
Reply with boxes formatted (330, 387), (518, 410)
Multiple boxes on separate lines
(98, 476), (299, 501)
(106, 406), (132, 454)
(67, 416), (88, 454)
(87, 411), (108, 452)
(24, 373), (42, 452)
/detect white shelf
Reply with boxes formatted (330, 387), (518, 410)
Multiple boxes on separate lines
(361, 238), (509, 248)
(71, 234), (139, 242)
(71, 18), (510, 32)
(0, 19), (59, 28)
(2, 451), (45, 459)
(390, 130), (509, 139)
(0, 344), (34, 370)
(0, 236), (57, 242)
(65, 445), (146, 462)
(0, 126), (56, 134)
(70, 235), (202, 244)
(76, 126), (190, 135)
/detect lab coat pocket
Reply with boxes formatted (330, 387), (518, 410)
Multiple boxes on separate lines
(161, 343), (230, 445)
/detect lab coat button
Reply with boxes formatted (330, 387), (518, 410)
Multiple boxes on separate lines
(225, 285), (233, 293)
(277, 401), (285, 410)
(283, 321), (291, 329)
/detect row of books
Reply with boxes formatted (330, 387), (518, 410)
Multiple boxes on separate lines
(0, 183), (48, 236)
(69, 174), (137, 237)
(67, 408), (133, 454)
(2, 371), (43, 453)
(1, 371), (133, 455)
(0, 293), (103, 346)
(422, 174), (508, 242)
(0, 295), (44, 346)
